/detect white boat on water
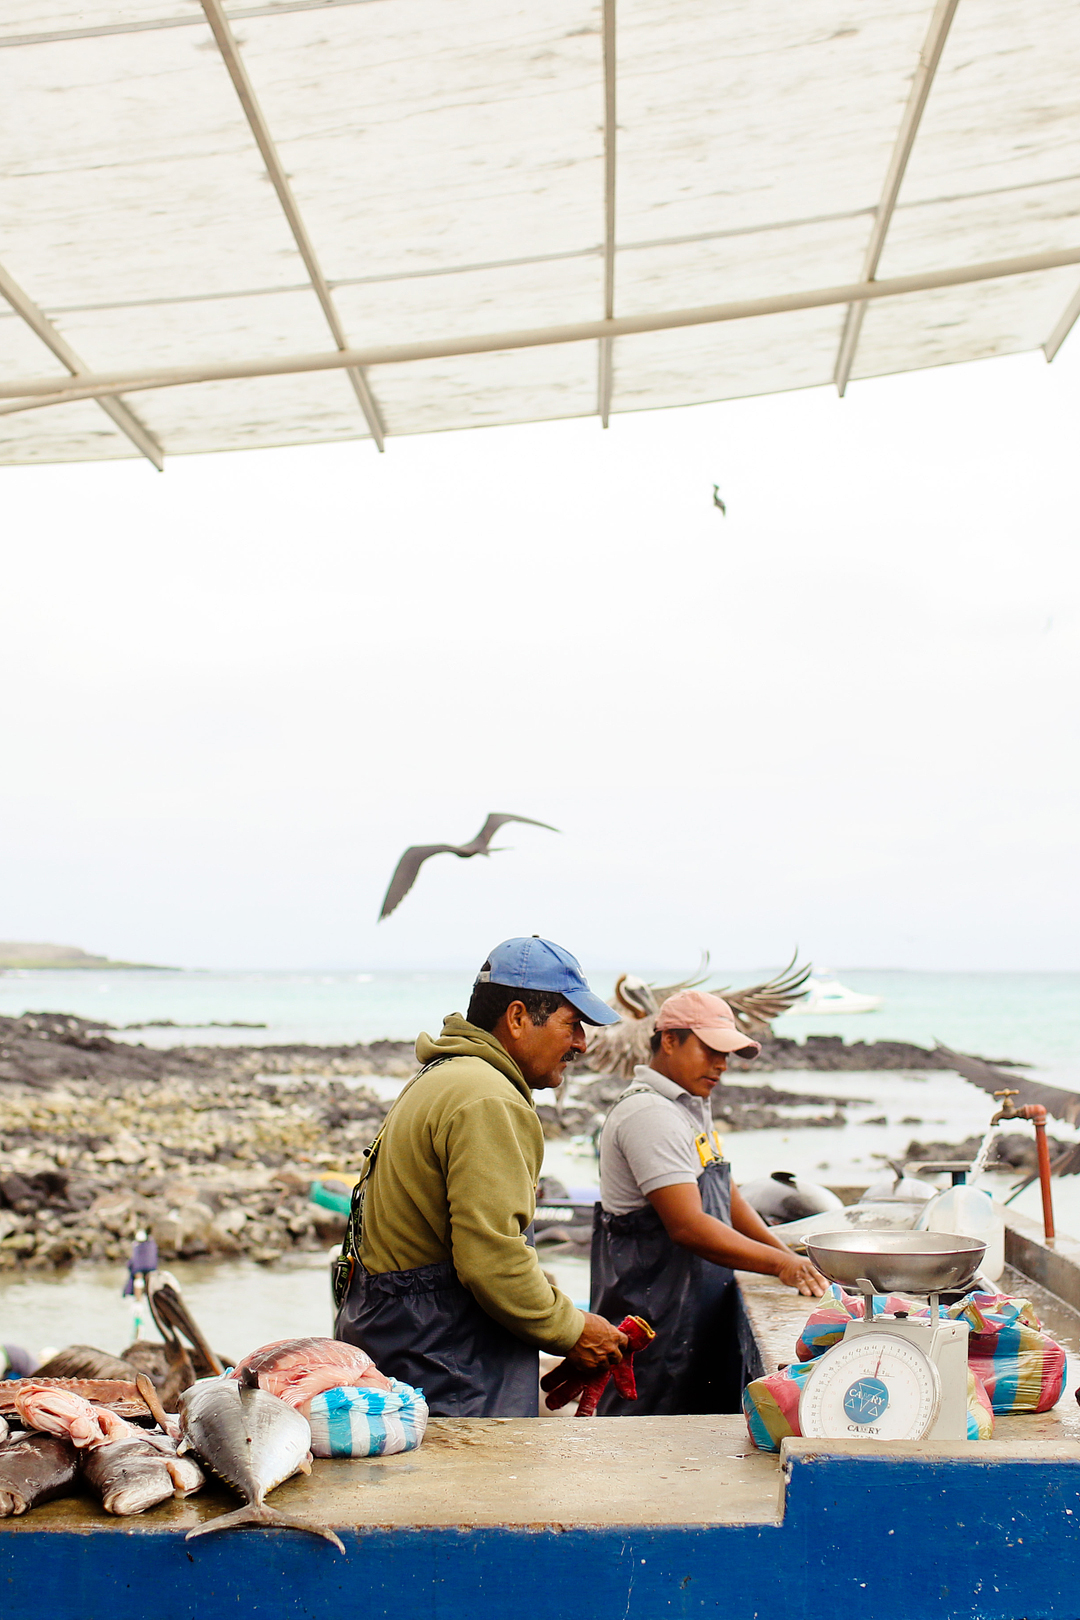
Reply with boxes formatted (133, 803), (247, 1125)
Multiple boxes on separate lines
(788, 975), (883, 1015)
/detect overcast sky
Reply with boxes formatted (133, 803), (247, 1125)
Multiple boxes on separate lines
(2, 335), (1078, 974)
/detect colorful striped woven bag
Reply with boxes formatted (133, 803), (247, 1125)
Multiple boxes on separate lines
(304, 1376), (429, 1458)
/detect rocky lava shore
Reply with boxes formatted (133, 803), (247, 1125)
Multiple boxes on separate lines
(0, 1010), (1028, 1272)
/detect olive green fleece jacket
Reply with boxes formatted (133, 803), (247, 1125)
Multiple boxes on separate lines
(357, 1014), (584, 1356)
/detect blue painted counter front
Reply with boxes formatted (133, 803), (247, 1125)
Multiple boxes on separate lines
(5, 1442), (1080, 1620)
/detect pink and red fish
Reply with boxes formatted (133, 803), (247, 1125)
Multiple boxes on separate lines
(15, 1382), (203, 1514)
(230, 1337), (391, 1407)
(14, 1383), (140, 1449)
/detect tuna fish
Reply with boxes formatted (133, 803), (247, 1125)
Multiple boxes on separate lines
(82, 1438), (204, 1516)
(179, 1378), (344, 1551)
(231, 1336), (391, 1407)
(0, 1433), (79, 1517)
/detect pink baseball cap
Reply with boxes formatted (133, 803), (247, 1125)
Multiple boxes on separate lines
(656, 990), (761, 1058)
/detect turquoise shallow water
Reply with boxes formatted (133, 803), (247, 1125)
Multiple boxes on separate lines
(1, 966), (1077, 1081)
(772, 969), (1080, 1083)
(2, 966), (1078, 1357)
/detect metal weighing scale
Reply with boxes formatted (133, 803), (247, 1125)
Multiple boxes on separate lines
(798, 1231), (987, 1442)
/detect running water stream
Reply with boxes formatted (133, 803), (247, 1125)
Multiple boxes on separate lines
(968, 1125), (1000, 1184)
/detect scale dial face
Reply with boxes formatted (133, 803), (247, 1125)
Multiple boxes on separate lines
(799, 1333), (941, 1441)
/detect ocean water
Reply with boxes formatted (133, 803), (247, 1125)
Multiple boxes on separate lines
(2, 966), (1078, 1083)
(3, 966), (1079, 1354)
(0, 1247), (593, 1367)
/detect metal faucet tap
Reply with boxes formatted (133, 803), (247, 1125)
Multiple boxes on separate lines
(990, 1089), (1055, 1244)
(990, 1089), (1020, 1125)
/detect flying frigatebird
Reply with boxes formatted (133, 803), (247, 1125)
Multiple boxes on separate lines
(378, 812), (559, 920)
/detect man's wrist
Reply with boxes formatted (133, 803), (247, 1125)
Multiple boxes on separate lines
(550, 1307), (587, 1356)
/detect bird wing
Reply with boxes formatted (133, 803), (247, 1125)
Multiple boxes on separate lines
(649, 953), (713, 1003)
(714, 953), (813, 1035)
(935, 1045), (1080, 1128)
(585, 1015), (654, 1082)
(586, 954), (810, 1076)
(468, 812), (561, 853)
(378, 844), (458, 920)
(592, 946), (809, 1075)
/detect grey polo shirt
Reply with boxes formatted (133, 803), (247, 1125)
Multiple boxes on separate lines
(599, 1064), (718, 1216)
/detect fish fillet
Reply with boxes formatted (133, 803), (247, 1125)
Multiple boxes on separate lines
(15, 1384), (145, 1450)
(231, 1337), (391, 1406)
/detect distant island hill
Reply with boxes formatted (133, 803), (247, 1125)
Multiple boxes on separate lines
(0, 941), (174, 970)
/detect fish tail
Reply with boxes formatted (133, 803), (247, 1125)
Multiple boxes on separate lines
(186, 1502), (345, 1552)
(185, 1502), (278, 1539)
(263, 1506), (346, 1553)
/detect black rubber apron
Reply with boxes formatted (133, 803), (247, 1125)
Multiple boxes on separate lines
(589, 1156), (744, 1414)
(332, 1056), (540, 1418)
(334, 1258), (540, 1418)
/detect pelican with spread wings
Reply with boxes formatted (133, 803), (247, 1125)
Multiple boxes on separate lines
(585, 952), (811, 1079)
(378, 811), (559, 920)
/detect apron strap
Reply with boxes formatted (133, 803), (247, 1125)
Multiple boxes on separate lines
(610, 1082), (725, 1168)
(332, 1056), (449, 1308)
(613, 1081), (656, 1104)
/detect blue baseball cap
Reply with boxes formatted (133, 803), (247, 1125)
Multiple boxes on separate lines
(476, 936), (621, 1026)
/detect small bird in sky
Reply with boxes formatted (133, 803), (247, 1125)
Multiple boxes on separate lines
(712, 485), (726, 515)
(378, 812), (560, 920)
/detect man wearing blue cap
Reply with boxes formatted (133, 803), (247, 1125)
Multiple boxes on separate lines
(334, 937), (630, 1416)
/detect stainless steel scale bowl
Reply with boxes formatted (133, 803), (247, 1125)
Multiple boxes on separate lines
(797, 1231), (987, 1443)
(806, 1230), (986, 1295)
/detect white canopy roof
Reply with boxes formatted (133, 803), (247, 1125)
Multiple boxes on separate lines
(3, 0), (1079, 467)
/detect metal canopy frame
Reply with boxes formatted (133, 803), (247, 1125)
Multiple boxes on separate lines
(1044, 282), (1080, 362)
(197, 0), (386, 450)
(1, 0), (381, 51)
(0, 262), (163, 467)
(833, 0), (961, 396)
(597, 0), (617, 429)
(2, 244), (1077, 418)
(2, 1), (1078, 465)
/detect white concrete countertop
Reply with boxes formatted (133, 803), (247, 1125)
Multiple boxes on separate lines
(0, 1415), (784, 1533)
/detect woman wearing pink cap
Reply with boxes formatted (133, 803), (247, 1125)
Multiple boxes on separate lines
(591, 989), (827, 1415)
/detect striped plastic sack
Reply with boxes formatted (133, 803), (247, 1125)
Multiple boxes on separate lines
(967, 1368), (995, 1438)
(742, 1361), (816, 1452)
(796, 1284), (919, 1361)
(743, 1358), (994, 1451)
(797, 1287), (1065, 1412)
(948, 1292), (1067, 1414)
(304, 1377), (429, 1458)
